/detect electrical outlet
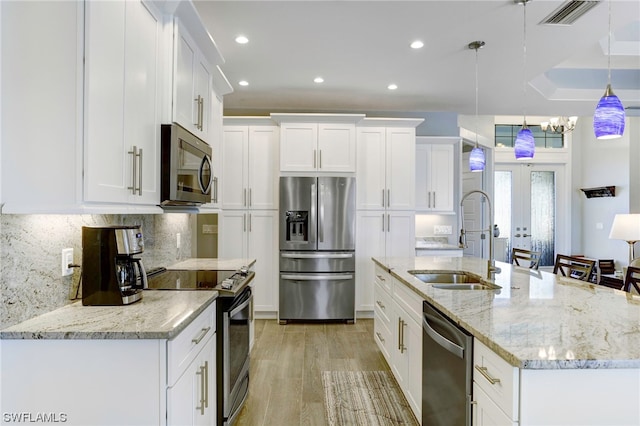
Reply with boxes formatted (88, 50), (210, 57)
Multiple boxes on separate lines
(61, 248), (73, 277)
(434, 225), (453, 235)
(176, 233), (181, 249)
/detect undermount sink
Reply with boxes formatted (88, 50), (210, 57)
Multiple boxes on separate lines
(408, 270), (501, 291)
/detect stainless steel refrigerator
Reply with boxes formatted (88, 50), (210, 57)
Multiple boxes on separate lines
(279, 176), (356, 322)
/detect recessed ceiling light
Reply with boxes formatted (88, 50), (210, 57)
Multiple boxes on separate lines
(314, 77), (324, 83)
(387, 84), (398, 90)
(410, 40), (424, 49)
(235, 35), (249, 44)
(239, 80), (249, 86)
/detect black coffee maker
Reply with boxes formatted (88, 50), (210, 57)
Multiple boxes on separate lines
(82, 225), (147, 306)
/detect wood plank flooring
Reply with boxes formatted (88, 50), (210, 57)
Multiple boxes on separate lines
(235, 319), (391, 426)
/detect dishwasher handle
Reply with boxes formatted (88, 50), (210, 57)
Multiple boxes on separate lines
(423, 313), (465, 359)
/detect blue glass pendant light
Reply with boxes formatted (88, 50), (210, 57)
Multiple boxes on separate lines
(514, 125), (535, 160)
(593, 0), (625, 139)
(468, 40), (485, 172)
(514, 0), (534, 160)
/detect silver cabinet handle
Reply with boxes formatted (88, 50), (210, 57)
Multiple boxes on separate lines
(192, 326), (211, 345)
(376, 300), (385, 310)
(243, 188), (247, 207)
(382, 189), (385, 207)
(475, 365), (501, 385)
(196, 364), (206, 414)
(248, 213), (252, 233)
(203, 360), (209, 408)
(382, 213), (385, 232)
(319, 149), (322, 169)
(433, 191), (436, 208)
(400, 319), (407, 353)
(398, 318), (404, 351)
(313, 149), (317, 168)
(137, 148), (143, 196)
(199, 96), (204, 131)
(387, 189), (390, 207)
(376, 274), (386, 282)
(249, 188), (252, 207)
(376, 332), (385, 344)
(243, 213), (247, 232)
(128, 146), (141, 195)
(213, 177), (218, 203)
(387, 214), (390, 232)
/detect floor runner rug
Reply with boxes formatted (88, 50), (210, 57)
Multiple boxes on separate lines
(322, 370), (418, 426)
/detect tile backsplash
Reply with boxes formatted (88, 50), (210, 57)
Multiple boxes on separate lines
(0, 213), (195, 329)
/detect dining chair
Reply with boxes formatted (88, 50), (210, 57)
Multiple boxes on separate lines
(553, 255), (596, 282)
(623, 266), (640, 294)
(511, 248), (541, 270)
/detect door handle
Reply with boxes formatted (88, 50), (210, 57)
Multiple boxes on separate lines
(474, 365), (501, 385)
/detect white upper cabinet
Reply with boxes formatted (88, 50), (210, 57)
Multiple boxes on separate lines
(84, 0), (164, 207)
(415, 137), (457, 213)
(222, 118), (280, 210)
(272, 114), (363, 173)
(356, 119), (423, 210)
(173, 18), (212, 141)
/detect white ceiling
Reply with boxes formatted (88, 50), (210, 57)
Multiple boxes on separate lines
(194, 0), (640, 118)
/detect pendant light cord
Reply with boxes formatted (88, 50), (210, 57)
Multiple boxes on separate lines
(607, 0), (612, 85)
(522, 0), (528, 124)
(475, 46), (479, 147)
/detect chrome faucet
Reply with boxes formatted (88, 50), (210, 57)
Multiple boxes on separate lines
(459, 189), (499, 272)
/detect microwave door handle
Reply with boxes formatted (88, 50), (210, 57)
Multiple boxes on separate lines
(199, 155), (213, 195)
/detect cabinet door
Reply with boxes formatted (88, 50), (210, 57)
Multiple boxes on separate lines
(218, 211), (249, 259)
(415, 144), (430, 211)
(84, 1), (127, 203)
(355, 211), (386, 312)
(429, 144), (454, 212)
(207, 94), (224, 208)
(248, 127), (279, 210)
(123, 0), (162, 205)
(385, 212), (416, 258)
(403, 316), (422, 419)
(173, 19), (198, 136)
(473, 384), (516, 426)
(84, 0), (162, 205)
(356, 127), (386, 210)
(222, 127), (249, 209)
(247, 211), (279, 312)
(280, 123), (317, 172)
(167, 337), (215, 426)
(317, 123), (356, 172)
(385, 128), (415, 210)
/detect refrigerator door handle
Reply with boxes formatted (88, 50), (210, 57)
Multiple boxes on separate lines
(281, 273), (354, 281)
(319, 183), (325, 243)
(281, 252), (354, 259)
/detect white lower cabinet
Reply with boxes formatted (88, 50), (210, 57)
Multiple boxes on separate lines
(473, 338), (640, 425)
(356, 211), (415, 312)
(373, 265), (422, 423)
(219, 210), (279, 314)
(0, 304), (216, 425)
(167, 336), (215, 425)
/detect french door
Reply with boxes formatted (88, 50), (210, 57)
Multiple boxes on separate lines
(494, 163), (567, 268)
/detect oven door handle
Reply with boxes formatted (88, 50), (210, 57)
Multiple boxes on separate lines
(281, 253), (354, 259)
(229, 293), (253, 318)
(281, 273), (354, 281)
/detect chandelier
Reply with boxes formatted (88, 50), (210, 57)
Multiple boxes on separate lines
(540, 116), (578, 134)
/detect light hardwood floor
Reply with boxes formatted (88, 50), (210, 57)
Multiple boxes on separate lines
(235, 319), (391, 426)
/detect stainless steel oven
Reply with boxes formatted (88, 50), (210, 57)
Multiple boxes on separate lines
(220, 287), (252, 426)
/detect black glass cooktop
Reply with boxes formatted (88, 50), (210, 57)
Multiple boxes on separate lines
(146, 269), (254, 296)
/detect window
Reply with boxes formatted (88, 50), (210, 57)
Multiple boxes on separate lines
(495, 124), (564, 149)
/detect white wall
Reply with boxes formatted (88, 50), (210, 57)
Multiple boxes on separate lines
(575, 116), (638, 269)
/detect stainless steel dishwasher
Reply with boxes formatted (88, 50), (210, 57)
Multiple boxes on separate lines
(422, 301), (473, 426)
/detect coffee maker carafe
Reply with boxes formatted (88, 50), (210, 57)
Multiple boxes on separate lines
(82, 226), (147, 306)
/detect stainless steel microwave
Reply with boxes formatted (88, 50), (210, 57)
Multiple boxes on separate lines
(160, 123), (213, 206)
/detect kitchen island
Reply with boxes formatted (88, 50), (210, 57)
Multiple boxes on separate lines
(373, 256), (640, 425)
(0, 291), (218, 425)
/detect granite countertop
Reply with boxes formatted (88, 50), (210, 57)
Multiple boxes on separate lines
(167, 257), (256, 271)
(373, 256), (640, 370)
(415, 237), (461, 250)
(0, 290), (217, 340)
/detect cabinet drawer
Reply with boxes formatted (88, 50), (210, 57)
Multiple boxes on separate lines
(473, 383), (517, 426)
(393, 278), (422, 322)
(167, 303), (216, 386)
(374, 281), (393, 327)
(373, 311), (392, 363)
(473, 339), (519, 421)
(374, 265), (393, 294)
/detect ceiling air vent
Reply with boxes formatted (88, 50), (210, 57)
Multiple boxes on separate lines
(540, 0), (601, 25)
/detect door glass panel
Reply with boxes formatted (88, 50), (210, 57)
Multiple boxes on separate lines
(530, 171), (556, 267)
(494, 171), (512, 260)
